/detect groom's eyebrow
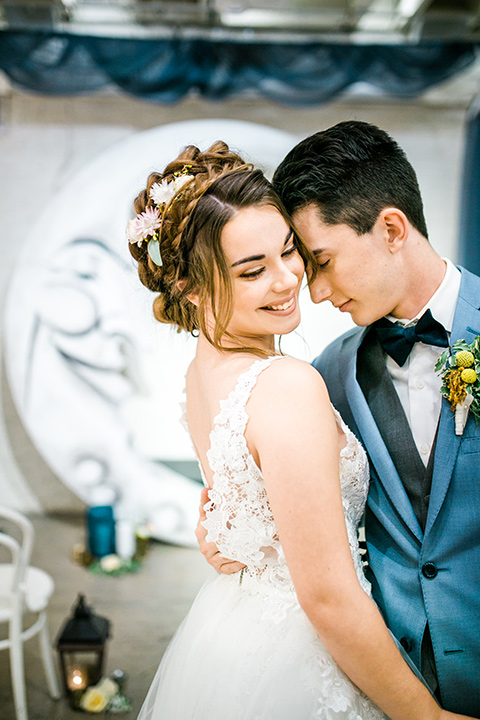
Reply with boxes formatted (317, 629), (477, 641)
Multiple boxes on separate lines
(231, 230), (293, 267)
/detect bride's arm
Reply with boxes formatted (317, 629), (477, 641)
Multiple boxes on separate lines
(246, 357), (469, 720)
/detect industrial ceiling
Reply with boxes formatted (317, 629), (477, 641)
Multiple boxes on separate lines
(1, 0), (479, 42)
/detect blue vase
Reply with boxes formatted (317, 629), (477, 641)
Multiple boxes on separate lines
(87, 505), (116, 558)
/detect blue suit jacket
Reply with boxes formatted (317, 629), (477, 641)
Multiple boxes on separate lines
(313, 266), (480, 717)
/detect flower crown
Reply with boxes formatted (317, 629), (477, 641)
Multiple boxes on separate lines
(127, 166), (195, 267)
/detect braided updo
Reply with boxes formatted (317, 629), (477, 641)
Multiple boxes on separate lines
(128, 141), (312, 352)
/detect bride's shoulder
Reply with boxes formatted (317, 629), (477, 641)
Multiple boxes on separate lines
(259, 356), (329, 399)
(270, 355), (326, 381)
(248, 357), (332, 435)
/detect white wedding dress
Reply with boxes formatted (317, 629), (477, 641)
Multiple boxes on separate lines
(137, 357), (387, 720)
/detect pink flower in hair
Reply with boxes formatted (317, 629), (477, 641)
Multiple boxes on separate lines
(127, 207), (162, 246)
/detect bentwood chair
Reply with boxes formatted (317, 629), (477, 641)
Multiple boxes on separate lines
(0, 506), (61, 720)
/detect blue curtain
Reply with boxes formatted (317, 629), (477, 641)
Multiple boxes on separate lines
(0, 29), (477, 104)
(458, 102), (480, 276)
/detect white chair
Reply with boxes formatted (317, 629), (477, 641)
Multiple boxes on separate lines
(0, 506), (61, 720)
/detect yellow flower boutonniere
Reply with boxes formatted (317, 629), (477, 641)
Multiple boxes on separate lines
(435, 335), (480, 435)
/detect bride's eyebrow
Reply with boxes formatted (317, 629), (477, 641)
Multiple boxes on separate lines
(231, 253), (264, 268)
(230, 230), (293, 268)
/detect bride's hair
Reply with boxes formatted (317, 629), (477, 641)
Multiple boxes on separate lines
(128, 140), (313, 353)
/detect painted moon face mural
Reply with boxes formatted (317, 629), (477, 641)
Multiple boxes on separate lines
(4, 119), (353, 546)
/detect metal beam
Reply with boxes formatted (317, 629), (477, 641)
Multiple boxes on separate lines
(396, 0), (435, 30)
(356, 0), (397, 32)
(397, 0), (434, 20)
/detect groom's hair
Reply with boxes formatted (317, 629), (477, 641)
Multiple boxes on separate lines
(272, 120), (429, 240)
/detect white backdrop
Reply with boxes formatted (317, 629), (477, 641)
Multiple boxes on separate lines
(4, 118), (354, 545)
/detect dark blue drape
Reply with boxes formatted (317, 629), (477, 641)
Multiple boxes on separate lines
(0, 29), (477, 104)
(1, 29), (478, 274)
(458, 102), (480, 276)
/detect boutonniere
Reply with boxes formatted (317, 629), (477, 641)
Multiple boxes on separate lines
(435, 335), (480, 435)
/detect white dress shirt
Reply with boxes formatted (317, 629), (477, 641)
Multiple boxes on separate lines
(385, 259), (461, 465)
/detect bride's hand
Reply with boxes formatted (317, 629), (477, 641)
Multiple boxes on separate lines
(440, 712), (478, 720)
(195, 487), (246, 574)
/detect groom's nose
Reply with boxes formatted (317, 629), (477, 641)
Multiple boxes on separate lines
(308, 276), (332, 304)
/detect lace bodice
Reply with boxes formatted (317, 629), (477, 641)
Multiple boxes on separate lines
(200, 356), (372, 614)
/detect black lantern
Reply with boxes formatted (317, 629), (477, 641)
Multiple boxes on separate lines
(56, 594), (111, 709)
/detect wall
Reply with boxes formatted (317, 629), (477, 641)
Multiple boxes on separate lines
(0, 83), (470, 514)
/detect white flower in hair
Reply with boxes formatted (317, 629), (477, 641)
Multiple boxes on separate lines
(126, 206), (162, 246)
(126, 218), (143, 246)
(149, 179), (177, 206)
(173, 174), (194, 192)
(149, 174), (195, 207)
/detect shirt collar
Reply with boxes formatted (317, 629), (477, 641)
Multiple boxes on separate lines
(387, 258), (461, 332)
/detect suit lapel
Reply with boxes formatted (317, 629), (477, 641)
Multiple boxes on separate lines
(425, 267), (480, 535)
(341, 330), (423, 540)
(358, 332), (431, 533)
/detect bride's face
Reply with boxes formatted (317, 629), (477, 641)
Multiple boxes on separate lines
(219, 204), (304, 350)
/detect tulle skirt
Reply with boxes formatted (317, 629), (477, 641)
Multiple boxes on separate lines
(137, 572), (386, 720)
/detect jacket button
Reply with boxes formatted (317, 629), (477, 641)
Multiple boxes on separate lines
(400, 637), (413, 653)
(422, 562), (438, 579)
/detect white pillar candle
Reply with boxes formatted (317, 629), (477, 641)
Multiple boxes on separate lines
(116, 520), (136, 560)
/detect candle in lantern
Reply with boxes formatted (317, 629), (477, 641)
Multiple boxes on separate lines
(67, 666), (88, 692)
(56, 594), (111, 710)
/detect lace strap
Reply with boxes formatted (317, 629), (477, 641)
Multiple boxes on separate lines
(213, 356), (282, 434)
(330, 403), (358, 459)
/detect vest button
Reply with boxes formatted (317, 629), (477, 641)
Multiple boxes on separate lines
(422, 562), (438, 579)
(400, 637), (413, 653)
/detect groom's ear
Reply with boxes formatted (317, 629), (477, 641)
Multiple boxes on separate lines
(378, 207), (409, 254)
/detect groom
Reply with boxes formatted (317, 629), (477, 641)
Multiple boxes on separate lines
(196, 121), (480, 716)
(271, 121), (480, 717)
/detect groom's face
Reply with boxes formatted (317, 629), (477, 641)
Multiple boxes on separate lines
(293, 204), (403, 326)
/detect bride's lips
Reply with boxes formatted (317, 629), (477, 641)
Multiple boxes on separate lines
(260, 294), (297, 315)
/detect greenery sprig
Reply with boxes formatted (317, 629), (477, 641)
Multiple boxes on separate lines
(88, 556), (141, 577)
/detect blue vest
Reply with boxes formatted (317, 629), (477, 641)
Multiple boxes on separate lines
(313, 266), (480, 717)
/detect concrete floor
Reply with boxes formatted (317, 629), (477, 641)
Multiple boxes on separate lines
(0, 514), (213, 720)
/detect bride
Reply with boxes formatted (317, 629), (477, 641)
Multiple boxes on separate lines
(127, 141), (473, 720)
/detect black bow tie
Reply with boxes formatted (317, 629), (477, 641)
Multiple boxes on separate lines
(372, 309), (449, 367)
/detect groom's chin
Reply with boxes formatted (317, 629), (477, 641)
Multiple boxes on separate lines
(335, 300), (383, 327)
(349, 311), (382, 328)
